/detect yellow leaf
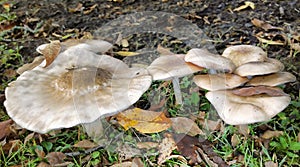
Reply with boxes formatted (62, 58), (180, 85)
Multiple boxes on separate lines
(114, 51), (140, 57)
(233, 1), (255, 11)
(116, 108), (171, 133)
(256, 36), (285, 45)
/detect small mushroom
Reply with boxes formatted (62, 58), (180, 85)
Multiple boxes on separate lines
(205, 89), (291, 125)
(234, 58), (284, 77)
(4, 40), (152, 133)
(193, 73), (249, 91)
(247, 72), (296, 86)
(222, 45), (267, 67)
(185, 48), (236, 73)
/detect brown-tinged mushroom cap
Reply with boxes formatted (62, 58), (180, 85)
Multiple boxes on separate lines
(247, 72), (296, 86)
(184, 48), (236, 73)
(147, 54), (203, 81)
(222, 45), (267, 67)
(205, 89), (290, 125)
(4, 42), (152, 133)
(234, 58), (284, 77)
(193, 73), (249, 91)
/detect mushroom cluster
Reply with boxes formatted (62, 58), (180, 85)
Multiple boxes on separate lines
(193, 45), (296, 125)
(4, 39), (152, 133)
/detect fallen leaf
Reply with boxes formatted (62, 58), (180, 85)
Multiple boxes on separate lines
(1, 139), (20, 156)
(36, 40), (61, 68)
(203, 119), (222, 131)
(231, 134), (240, 147)
(232, 86), (287, 97)
(261, 130), (283, 139)
(264, 161), (278, 167)
(45, 152), (66, 166)
(35, 147), (46, 158)
(170, 117), (204, 136)
(236, 124), (250, 137)
(116, 108), (171, 133)
(114, 51), (140, 57)
(110, 162), (132, 167)
(73, 140), (97, 149)
(251, 18), (283, 31)
(158, 133), (177, 165)
(37, 162), (51, 167)
(16, 56), (45, 74)
(116, 143), (141, 161)
(24, 132), (35, 145)
(0, 119), (13, 140)
(256, 36), (285, 45)
(132, 157), (144, 167)
(136, 142), (159, 149)
(233, 1), (255, 11)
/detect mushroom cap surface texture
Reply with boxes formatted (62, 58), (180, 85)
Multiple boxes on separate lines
(247, 72), (296, 86)
(4, 41), (152, 133)
(222, 45), (267, 67)
(184, 48), (236, 73)
(147, 54), (203, 81)
(193, 73), (249, 91)
(205, 90), (290, 125)
(234, 58), (284, 77)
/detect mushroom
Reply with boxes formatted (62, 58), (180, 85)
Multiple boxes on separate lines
(205, 88), (291, 125)
(234, 58), (284, 77)
(193, 73), (249, 91)
(221, 45), (267, 67)
(185, 48), (236, 73)
(147, 54), (203, 104)
(247, 72), (296, 86)
(4, 40), (152, 133)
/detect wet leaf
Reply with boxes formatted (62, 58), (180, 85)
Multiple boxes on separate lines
(232, 86), (287, 97)
(114, 51), (140, 57)
(36, 40), (61, 68)
(158, 133), (177, 165)
(261, 130), (283, 139)
(45, 152), (66, 166)
(170, 117), (204, 136)
(73, 140), (97, 149)
(0, 119), (13, 140)
(116, 108), (171, 133)
(251, 18), (283, 31)
(233, 1), (255, 11)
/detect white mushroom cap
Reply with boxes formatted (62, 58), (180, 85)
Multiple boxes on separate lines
(4, 42), (151, 133)
(205, 90), (290, 125)
(234, 58), (284, 77)
(147, 54), (203, 81)
(222, 45), (267, 67)
(184, 48), (236, 73)
(193, 73), (249, 91)
(247, 72), (296, 86)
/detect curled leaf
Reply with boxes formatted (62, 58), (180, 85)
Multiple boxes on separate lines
(116, 108), (171, 133)
(36, 40), (61, 68)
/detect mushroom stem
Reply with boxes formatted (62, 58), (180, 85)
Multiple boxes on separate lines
(82, 118), (104, 143)
(172, 77), (183, 105)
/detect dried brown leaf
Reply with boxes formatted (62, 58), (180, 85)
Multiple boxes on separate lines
(264, 161), (278, 167)
(37, 162), (51, 167)
(116, 108), (171, 133)
(236, 124), (250, 137)
(0, 119), (13, 140)
(132, 157), (144, 167)
(136, 142), (159, 149)
(171, 117), (204, 136)
(251, 18), (283, 31)
(37, 40), (61, 68)
(261, 130), (283, 139)
(45, 152), (66, 166)
(231, 134), (240, 147)
(24, 132), (35, 145)
(35, 148), (46, 158)
(110, 162), (132, 167)
(73, 140), (97, 149)
(158, 133), (177, 165)
(116, 143), (141, 161)
(232, 86), (287, 97)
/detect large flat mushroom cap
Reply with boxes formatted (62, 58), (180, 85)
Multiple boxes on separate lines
(4, 44), (151, 133)
(147, 54), (203, 81)
(205, 90), (290, 125)
(234, 58), (284, 77)
(222, 45), (267, 67)
(193, 73), (249, 91)
(184, 48), (236, 73)
(247, 72), (296, 86)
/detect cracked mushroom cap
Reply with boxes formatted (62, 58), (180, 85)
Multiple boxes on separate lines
(147, 54), (204, 81)
(4, 41), (152, 133)
(222, 45), (267, 67)
(247, 72), (296, 86)
(184, 48), (236, 73)
(205, 88), (290, 125)
(193, 73), (249, 91)
(234, 58), (284, 77)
